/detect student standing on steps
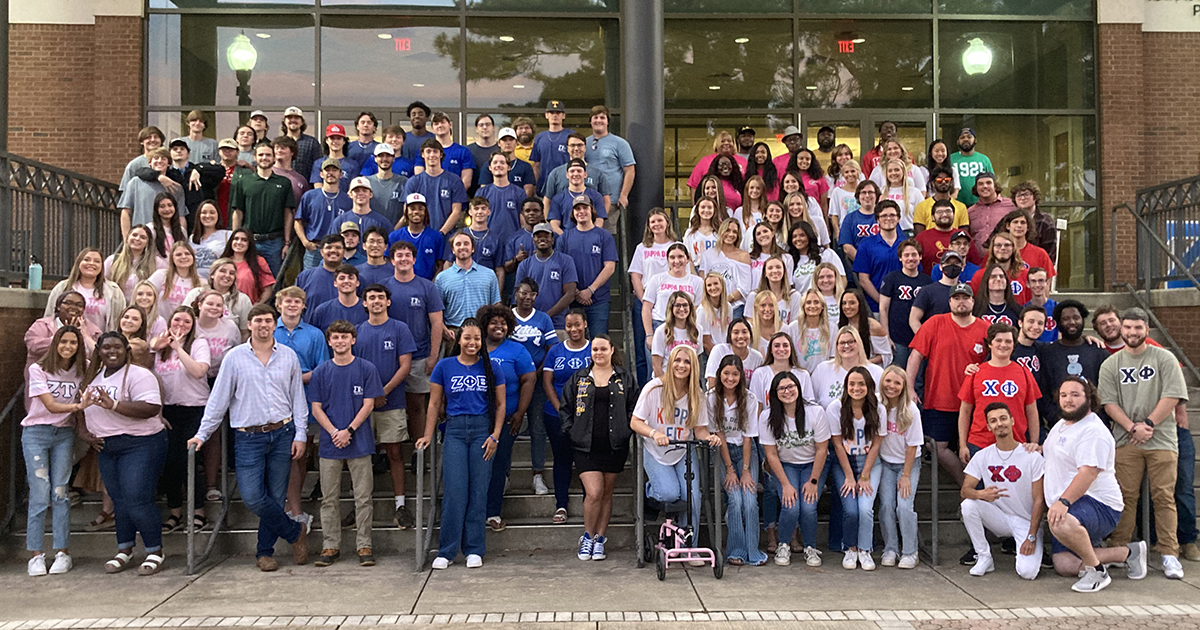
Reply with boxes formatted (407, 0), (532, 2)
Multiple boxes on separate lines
(711, 355), (769, 566)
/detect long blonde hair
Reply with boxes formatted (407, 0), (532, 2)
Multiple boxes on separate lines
(688, 195), (727, 235)
(163, 241), (202, 299)
(882, 157), (916, 218)
(641, 207), (679, 248)
(830, 325), (870, 371)
(749, 291), (777, 351)
(799, 288), (831, 358)
(109, 225), (156, 291)
(781, 191), (815, 240)
(663, 290), (699, 350)
(699, 272), (730, 337)
(652, 345), (704, 429)
(740, 175), (768, 231)
(881, 364), (915, 433)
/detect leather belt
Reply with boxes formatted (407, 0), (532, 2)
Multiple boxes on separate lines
(237, 417), (292, 434)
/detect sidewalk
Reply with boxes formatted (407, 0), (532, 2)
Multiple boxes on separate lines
(1, 549), (1199, 628)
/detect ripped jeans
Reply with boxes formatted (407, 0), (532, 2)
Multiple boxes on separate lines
(22, 424), (75, 552)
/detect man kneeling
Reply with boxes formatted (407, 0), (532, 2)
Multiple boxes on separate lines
(960, 402), (1045, 579)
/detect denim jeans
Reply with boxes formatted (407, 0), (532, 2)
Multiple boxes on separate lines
(256, 236), (284, 278)
(732, 304), (745, 321)
(22, 425), (74, 552)
(830, 453), (882, 551)
(98, 432), (169, 553)
(722, 445), (767, 565)
(878, 460), (921, 556)
(756, 439), (781, 528)
(632, 302), (649, 387)
(528, 386), (548, 473)
(773, 460), (825, 548)
(643, 450), (702, 531)
(302, 248), (322, 270)
(439, 414), (494, 560)
(485, 422), (517, 519)
(579, 300), (610, 338)
(541, 413), (575, 511)
(1176, 425), (1197, 545)
(822, 457), (844, 550)
(233, 423), (302, 558)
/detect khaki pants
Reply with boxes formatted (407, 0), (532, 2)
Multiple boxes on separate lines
(319, 455), (374, 552)
(1111, 445), (1179, 556)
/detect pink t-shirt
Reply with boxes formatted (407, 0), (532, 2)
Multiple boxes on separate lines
(154, 340), (212, 407)
(83, 364), (165, 438)
(105, 254), (167, 303)
(74, 283), (110, 334)
(148, 270), (197, 318)
(687, 153), (748, 190)
(800, 172), (830, 201)
(195, 318), (242, 378)
(23, 364), (82, 428)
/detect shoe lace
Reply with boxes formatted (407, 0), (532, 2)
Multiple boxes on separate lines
(805, 547), (822, 559)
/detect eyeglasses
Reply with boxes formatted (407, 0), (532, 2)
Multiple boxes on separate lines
(776, 383), (798, 393)
(837, 340), (857, 347)
(672, 302), (690, 309)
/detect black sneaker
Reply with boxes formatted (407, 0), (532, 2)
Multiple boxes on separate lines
(394, 505), (415, 530)
(959, 549), (978, 566)
(1000, 538), (1017, 556)
(308, 481), (322, 502)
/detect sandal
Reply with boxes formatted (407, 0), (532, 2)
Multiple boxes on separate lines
(205, 488), (222, 502)
(552, 508), (568, 524)
(162, 514), (183, 533)
(137, 553), (165, 576)
(727, 557), (745, 566)
(105, 551), (133, 574)
(86, 512), (115, 532)
(191, 514), (209, 531)
(487, 516), (506, 532)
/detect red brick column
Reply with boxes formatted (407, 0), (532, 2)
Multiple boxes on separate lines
(1098, 22), (1145, 288)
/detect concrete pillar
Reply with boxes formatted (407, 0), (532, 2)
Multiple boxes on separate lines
(620, 0), (663, 244)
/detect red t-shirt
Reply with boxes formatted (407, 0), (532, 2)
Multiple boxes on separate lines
(958, 360), (1041, 448)
(910, 314), (990, 412)
(235, 257), (276, 303)
(915, 228), (954, 275)
(1105, 337), (1163, 355)
(969, 266), (1031, 305)
(1020, 242), (1055, 278)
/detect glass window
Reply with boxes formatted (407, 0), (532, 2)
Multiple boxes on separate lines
(151, 0), (311, 7)
(322, 0), (457, 7)
(939, 0), (1090, 17)
(148, 15), (315, 108)
(148, 111), (299, 145)
(321, 17), (460, 109)
(938, 21), (1094, 110)
(799, 0), (931, 14)
(796, 20), (933, 108)
(464, 19), (617, 109)
(468, 0), (617, 11)
(664, 115), (795, 211)
(665, 0), (790, 12)
(664, 20), (793, 109)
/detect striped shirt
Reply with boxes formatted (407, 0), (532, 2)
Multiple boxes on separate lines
(434, 260), (501, 327)
(197, 341), (309, 443)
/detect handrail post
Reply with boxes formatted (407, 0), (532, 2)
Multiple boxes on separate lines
(186, 444), (197, 575)
(635, 437), (645, 568)
(709, 444), (723, 560)
(1, 384), (26, 535)
(415, 443), (424, 572)
(925, 436), (939, 566)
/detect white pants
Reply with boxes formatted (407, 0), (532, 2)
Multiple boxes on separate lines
(960, 499), (1043, 580)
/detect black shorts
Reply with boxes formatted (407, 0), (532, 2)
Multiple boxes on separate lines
(922, 408), (959, 444)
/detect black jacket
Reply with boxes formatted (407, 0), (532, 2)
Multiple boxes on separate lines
(559, 365), (636, 453)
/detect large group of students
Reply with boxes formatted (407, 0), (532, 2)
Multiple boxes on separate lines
(17, 109), (1196, 595)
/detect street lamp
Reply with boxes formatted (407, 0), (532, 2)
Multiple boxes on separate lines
(961, 38), (993, 76)
(226, 31), (258, 125)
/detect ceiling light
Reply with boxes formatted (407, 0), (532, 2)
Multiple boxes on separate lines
(513, 84), (526, 89)
(378, 33), (391, 39)
(852, 38), (865, 43)
(901, 86), (914, 91)
(498, 35), (515, 42)
(734, 37), (749, 44)
(708, 85), (721, 90)
(412, 83), (425, 87)
(255, 33), (271, 39)
(806, 85), (818, 90)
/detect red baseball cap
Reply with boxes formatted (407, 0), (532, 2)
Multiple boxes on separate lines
(325, 123), (346, 138)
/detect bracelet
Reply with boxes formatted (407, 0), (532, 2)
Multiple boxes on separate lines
(486, 435), (498, 444)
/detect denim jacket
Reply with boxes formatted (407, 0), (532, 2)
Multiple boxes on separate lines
(559, 365), (636, 453)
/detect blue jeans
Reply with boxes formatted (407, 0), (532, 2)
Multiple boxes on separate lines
(302, 248), (322, 270)
(774, 460), (825, 548)
(541, 413), (575, 511)
(485, 422), (517, 519)
(579, 300), (610, 338)
(722, 445), (767, 565)
(643, 450), (702, 530)
(528, 386), (547, 473)
(98, 432), (168, 553)
(732, 304), (745, 321)
(878, 460), (921, 556)
(632, 302), (649, 387)
(233, 423), (302, 558)
(439, 414), (494, 559)
(256, 236), (284, 278)
(824, 456), (843, 549)
(831, 453), (882, 551)
(756, 439), (781, 528)
(1177, 425), (1197, 545)
(22, 425), (74, 552)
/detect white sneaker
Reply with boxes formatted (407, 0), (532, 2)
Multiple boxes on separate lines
(48, 551), (72, 575)
(881, 551), (898, 567)
(842, 550), (858, 570)
(431, 557), (451, 570)
(532, 474), (549, 495)
(804, 546), (823, 567)
(858, 550), (876, 571)
(1163, 555), (1184, 579)
(898, 553), (919, 569)
(27, 554), (47, 577)
(774, 542), (791, 566)
(466, 554), (483, 568)
(969, 553), (995, 576)
(1071, 566), (1111, 593)
(1126, 541), (1147, 580)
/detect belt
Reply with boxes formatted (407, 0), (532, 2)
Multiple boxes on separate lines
(237, 417), (292, 434)
(253, 231), (284, 242)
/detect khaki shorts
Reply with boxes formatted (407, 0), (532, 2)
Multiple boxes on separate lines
(406, 355), (431, 394)
(372, 408), (409, 444)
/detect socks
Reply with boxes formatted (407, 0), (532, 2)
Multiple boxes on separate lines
(395, 496), (405, 509)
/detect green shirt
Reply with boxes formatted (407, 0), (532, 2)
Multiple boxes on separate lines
(1098, 345), (1189, 452)
(230, 171), (296, 236)
(950, 151), (993, 206)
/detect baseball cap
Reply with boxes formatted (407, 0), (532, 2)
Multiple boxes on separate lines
(533, 222), (554, 235)
(374, 143), (395, 156)
(951, 283), (974, 298)
(567, 158), (587, 170)
(939, 250), (965, 264)
(545, 100), (565, 113)
(781, 125), (801, 140)
(218, 138), (238, 150)
(405, 193), (427, 206)
(349, 176), (372, 191)
(283, 106), (304, 118)
(950, 229), (972, 242)
(975, 170), (996, 182)
(818, 125), (836, 135)
(497, 127), (517, 140)
(168, 137), (190, 149)
(249, 110), (267, 120)
(320, 157), (342, 172)
(959, 127), (976, 138)
(572, 194), (593, 207)
(339, 221), (361, 234)
(737, 125), (755, 136)
(325, 123), (347, 138)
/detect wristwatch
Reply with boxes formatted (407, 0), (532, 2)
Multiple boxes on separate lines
(1058, 497), (1072, 508)
(1142, 418), (1156, 428)
(807, 479), (818, 485)
(1026, 534), (1037, 543)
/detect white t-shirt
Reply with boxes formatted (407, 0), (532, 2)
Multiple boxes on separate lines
(745, 289), (804, 326)
(643, 272), (705, 322)
(628, 241), (677, 283)
(1042, 413), (1124, 512)
(82, 364), (165, 438)
(790, 249), (845, 295)
(651, 325), (699, 360)
(750, 253), (795, 290)
(828, 187), (859, 223)
(881, 185), (926, 231)
(964, 443), (1046, 520)
(708, 390), (760, 446)
(793, 324), (832, 374)
(749, 366), (815, 417)
(696, 307), (729, 347)
(732, 208), (762, 250)
(823, 294), (841, 341)
(799, 197), (831, 247)
(757, 405), (830, 465)
(192, 230), (232, 280)
(880, 400), (925, 465)
(698, 248), (752, 308)
(825, 399), (889, 457)
(810, 361), (884, 408)
(633, 378), (710, 466)
(704, 344), (763, 384)
(870, 334), (894, 367)
(154, 340), (212, 407)
(683, 228), (719, 266)
(869, 163), (927, 196)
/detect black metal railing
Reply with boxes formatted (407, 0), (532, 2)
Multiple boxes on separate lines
(1115, 174), (1200, 292)
(0, 151), (123, 284)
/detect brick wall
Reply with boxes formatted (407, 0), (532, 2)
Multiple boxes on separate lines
(1142, 32), (1200, 182)
(1151, 305), (1200, 366)
(1097, 23), (1144, 288)
(8, 17), (144, 184)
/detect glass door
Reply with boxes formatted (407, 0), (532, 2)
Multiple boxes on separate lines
(866, 114), (933, 172)
(803, 118), (862, 174)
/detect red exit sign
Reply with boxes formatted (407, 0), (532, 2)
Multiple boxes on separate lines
(394, 37), (411, 51)
(838, 40), (855, 53)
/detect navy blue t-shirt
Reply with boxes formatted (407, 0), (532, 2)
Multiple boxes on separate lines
(547, 188), (607, 228)
(931, 261), (981, 282)
(345, 140), (379, 169)
(449, 228), (504, 270)
(309, 156), (362, 193)
(852, 234), (903, 311)
(431, 356), (506, 417)
(355, 318), (417, 411)
(381, 275), (444, 360)
(530, 129), (575, 194)
(514, 252), (578, 328)
(555, 226), (618, 304)
(333, 209), (393, 237)
(308, 297), (368, 332)
(488, 340), (535, 418)
(356, 261), (395, 288)
(542, 340), (591, 417)
(388, 226), (446, 280)
(504, 229), (536, 269)
(401, 130), (435, 163)
(478, 159), (534, 193)
(310, 357), (385, 460)
(879, 269), (932, 347)
(403, 171), (468, 231)
(296, 266), (339, 321)
(295, 189), (352, 242)
(912, 281), (953, 321)
(477, 183), (527, 239)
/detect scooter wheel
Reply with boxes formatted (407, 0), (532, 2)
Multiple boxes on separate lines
(656, 549), (667, 581)
(643, 533), (657, 563)
(713, 557), (723, 579)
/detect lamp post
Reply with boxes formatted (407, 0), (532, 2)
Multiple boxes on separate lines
(961, 38), (993, 76)
(226, 31), (258, 126)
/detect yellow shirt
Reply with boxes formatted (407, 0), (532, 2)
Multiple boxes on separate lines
(913, 197), (969, 230)
(514, 144), (533, 164)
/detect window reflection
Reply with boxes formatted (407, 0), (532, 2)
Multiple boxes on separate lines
(322, 0), (457, 7)
(468, 0), (617, 10)
(664, 115), (795, 207)
(939, 0), (1090, 16)
(796, 21), (932, 108)
(799, 0), (931, 14)
(322, 17), (460, 108)
(665, 0), (790, 11)
(664, 21), (793, 109)
(151, 0), (311, 7)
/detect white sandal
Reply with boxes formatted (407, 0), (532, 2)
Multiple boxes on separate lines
(105, 551), (133, 574)
(137, 553), (165, 576)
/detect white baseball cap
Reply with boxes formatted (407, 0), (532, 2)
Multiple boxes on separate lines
(405, 193), (427, 205)
(283, 106), (304, 118)
(374, 143), (395, 156)
(349, 176), (372, 191)
(497, 127), (517, 140)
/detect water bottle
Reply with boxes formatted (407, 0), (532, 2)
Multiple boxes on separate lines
(28, 255), (42, 291)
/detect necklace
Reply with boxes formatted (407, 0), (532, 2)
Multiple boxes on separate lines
(995, 444), (1018, 462)
(988, 302), (1006, 315)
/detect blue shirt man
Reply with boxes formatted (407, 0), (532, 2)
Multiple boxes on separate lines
(852, 201), (903, 312)
(273, 288), (331, 406)
(295, 236), (347, 321)
(387, 194), (447, 281)
(382, 241), (446, 364)
(309, 351), (384, 460)
(403, 146), (468, 234)
(477, 181), (527, 240)
(294, 174), (352, 246)
(555, 198), (618, 335)
(585, 107), (636, 208)
(435, 232), (502, 328)
(354, 286), (418, 413)
(530, 100), (575, 195)
(514, 224), (579, 329)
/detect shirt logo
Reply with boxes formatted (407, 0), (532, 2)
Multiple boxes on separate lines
(1010, 280), (1024, 296)
(897, 285), (915, 300)
(987, 465), (1022, 483)
(383, 340), (394, 350)
(353, 385), (363, 395)
(440, 189), (450, 199)
(591, 244), (601, 254)
(550, 270), (560, 280)
(448, 374), (489, 392)
(45, 380), (79, 399)
(1016, 355), (1040, 372)
(1119, 365), (1156, 384)
(981, 379), (1018, 397)
(410, 297), (422, 307)
(856, 224), (880, 238)
(973, 343), (984, 355)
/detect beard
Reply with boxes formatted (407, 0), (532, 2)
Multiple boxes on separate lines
(818, 138), (834, 151)
(1124, 334), (1146, 349)
(958, 139), (975, 152)
(517, 132), (534, 144)
(1060, 325), (1083, 341)
(1060, 403), (1089, 422)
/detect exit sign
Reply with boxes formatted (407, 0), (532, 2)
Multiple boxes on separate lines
(838, 40), (855, 53)
(394, 37), (411, 51)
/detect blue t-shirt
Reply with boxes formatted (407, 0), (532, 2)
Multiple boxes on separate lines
(543, 163), (612, 201)
(388, 226), (446, 280)
(912, 280), (953, 320)
(363, 156), (416, 179)
(274, 321), (330, 404)
(511, 309), (557, 367)
(530, 129), (575, 194)
(295, 266), (339, 320)
(309, 155), (363, 193)
(401, 130), (435, 162)
(343, 249), (366, 267)
(309, 357), (384, 460)
(381, 275), (444, 359)
(448, 228), (503, 270)
(586, 133), (636, 200)
(547, 188), (607, 227)
(356, 261), (395, 288)
(838, 211), (880, 251)
(514, 252), (578, 328)
(542, 340), (592, 417)
(488, 340), (535, 418)
(478, 159), (534, 193)
(504, 229), (536, 269)
(555, 226), (618, 304)
(295, 189), (353, 242)
(477, 183), (527, 239)
(852, 234), (903, 311)
(431, 356), (506, 417)
(931, 261), (981, 282)
(308, 297), (368, 332)
(345, 139), (379, 173)
(355, 318), (417, 411)
(333, 209), (393, 237)
(439, 143), (477, 177)
(403, 171), (468, 232)
(1038, 297), (1058, 343)
(878, 269), (932, 347)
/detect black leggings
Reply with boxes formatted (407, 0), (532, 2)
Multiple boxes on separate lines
(162, 405), (206, 511)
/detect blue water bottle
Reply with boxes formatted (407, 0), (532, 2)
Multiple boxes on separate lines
(28, 255), (42, 291)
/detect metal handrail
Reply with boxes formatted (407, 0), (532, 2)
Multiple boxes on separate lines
(924, 435), (939, 566)
(1112, 282), (1200, 385)
(414, 431), (439, 572)
(185, 421), (232, 576)
(613, 204), (638, 388)
(1, 384), (26, 535)
(1111, 202), (1200, 294)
